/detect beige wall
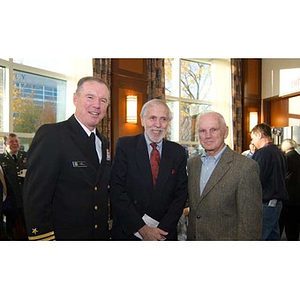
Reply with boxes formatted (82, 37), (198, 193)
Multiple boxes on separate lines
(262, 58), (300, 98)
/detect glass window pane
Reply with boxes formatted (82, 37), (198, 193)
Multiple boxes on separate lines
(289, 118), (300, 126)
(180, 59), (212, 101)
(165, 58), (180, 97)
(0, 67), (4, 132)
(166, 100), (180, 141)
(13, 71), (66, 133)
(180, 102), (211, 142)
(18, 137), (33, 152)
(289, 95), (300, 115)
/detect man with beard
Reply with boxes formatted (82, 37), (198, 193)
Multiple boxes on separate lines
(110, 99), (188, 241)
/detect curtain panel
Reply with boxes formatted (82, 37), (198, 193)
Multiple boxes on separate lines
(231, 59), (243, 153)
(147, 59), (165, 101)
(93, 58), (112, 144)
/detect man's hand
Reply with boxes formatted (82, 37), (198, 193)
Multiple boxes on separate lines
(138, 225), (168, 241)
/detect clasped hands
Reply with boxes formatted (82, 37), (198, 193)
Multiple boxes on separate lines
(138, 225), (168, 241)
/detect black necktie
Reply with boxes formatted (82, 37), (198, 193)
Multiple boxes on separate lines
(12, 154), (17, 163)
(89, 133), (99, 168)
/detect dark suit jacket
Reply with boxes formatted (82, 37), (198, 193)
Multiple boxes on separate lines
(285, 149), (300, 206)
(23, 115), (111, 241)
(110, 134), (188, 240)
(187, 146), (262, 241)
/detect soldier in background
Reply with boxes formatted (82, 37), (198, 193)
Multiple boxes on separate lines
(0, 133), (27, 240)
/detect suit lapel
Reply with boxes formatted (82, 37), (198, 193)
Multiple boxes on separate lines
(135, 135), (153, 191)
(190, 156), (202, 202)
(67, 116), (92, 160)
(200, 147), (233, 200)
(66, 115), (99, 182)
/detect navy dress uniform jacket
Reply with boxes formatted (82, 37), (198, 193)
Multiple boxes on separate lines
(110, 134), (188, 240)
(23, 115), (111, 241)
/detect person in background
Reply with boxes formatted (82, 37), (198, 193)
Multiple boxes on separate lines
(251, 123), (288, 241)
(0, 133), (27, 240)
(23, 76), (111, 241)
(279, 138), (300, 240)
(187, 111), (262, 240)
(110, 99), (188, 241)
(242, 142), (256, 158)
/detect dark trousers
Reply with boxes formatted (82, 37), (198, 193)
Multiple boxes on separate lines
(5, 207), (28, 241)
(279, 205), (300, 241)
(0, 213), (5, 240)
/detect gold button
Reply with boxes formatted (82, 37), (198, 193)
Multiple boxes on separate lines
(94, 186), (98, 191)
(94, 224), (98, 229)
(95, 205), (98, 210)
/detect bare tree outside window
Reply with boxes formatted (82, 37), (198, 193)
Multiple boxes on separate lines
(165, 58), (212, 157)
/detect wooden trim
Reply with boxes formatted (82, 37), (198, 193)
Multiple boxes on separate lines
(264, 91), (300, 102)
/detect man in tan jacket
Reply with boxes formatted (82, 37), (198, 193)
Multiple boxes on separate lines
(187, 111), (262, 240)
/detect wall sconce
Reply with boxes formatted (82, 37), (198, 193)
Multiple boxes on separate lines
(126, 95), (138, 123)
(249, 112), (258, 132)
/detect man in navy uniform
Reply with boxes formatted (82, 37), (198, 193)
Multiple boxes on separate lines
(0, 133), (27, 240)
(23, 76), (111, 241)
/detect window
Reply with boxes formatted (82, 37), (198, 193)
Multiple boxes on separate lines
(165, 58), (232, 157)
(13, 70), (66, 134)
(288, 95), (300, 126)
(0, 58), (92, 152)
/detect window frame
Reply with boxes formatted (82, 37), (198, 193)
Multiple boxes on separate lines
(165, 58), (213, 148)
(0, 58), (68, 150)
(165, 58), (232, 156)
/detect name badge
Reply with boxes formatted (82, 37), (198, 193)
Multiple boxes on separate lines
(72, 161), (87, 168)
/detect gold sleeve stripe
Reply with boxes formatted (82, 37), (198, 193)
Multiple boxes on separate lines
(28, 231), (55, 241)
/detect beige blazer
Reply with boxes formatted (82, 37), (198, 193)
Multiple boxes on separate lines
(187, 146), (262, 241)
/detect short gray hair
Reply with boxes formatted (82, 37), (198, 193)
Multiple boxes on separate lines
(75, 76), (110, 103)
(196, 110), (227, 130)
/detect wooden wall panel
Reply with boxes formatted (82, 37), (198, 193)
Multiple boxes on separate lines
(111, 59), (148, 156)
(242, 59), (262, 151)
(270, 98), (288, 127)
(118, 59), (145, 74)
(245, 59), (260, 97)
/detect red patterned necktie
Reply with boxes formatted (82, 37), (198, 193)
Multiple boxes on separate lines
(150, 142), (160, 186)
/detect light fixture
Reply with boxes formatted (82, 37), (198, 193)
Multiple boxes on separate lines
(249, 111), (258, 132)
(126, 95), (138, 123)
